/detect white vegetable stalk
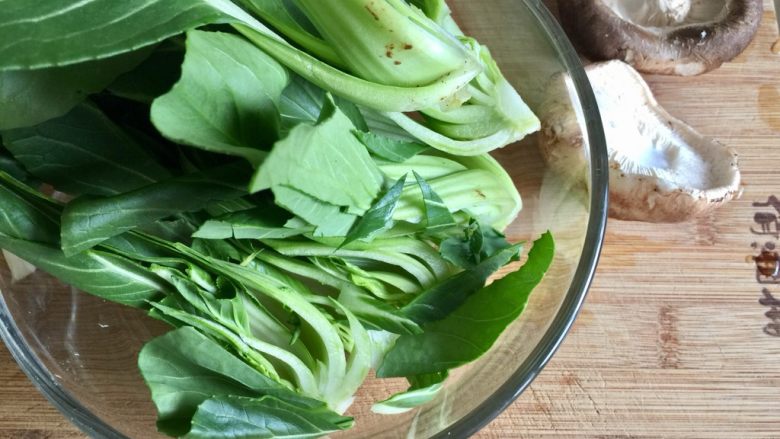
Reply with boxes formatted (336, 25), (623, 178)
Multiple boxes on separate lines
(385, 34), (541, 156)
(235, 0), (540, 154)
(291, 0), (474, 87)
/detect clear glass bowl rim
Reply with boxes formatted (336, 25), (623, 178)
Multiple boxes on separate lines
(0, 1), (609, 437)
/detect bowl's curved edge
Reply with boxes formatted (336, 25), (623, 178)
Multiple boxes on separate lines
(431, 1), (609, 437)
(0, 294), (130, 438)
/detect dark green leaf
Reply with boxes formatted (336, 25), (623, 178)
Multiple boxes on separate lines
(438, 239), (471, 269)
(335, 97), (369, 132)
(0, 148), (38, 186)
(480, 227), (514, 258)
(341, 175), (407, 248)
(140, 217), (199, 244)
(0, 177), (172, 310)
(148, 301), (282, 384)
(151, 30), (289, 166)
(408, 371), (449, 389)
(102, 232), (184, 262)
(3, 102), (171, 196)
(0, 235), (165, 307)
(439, 220), (514, 269)
(279, 76), (367, 134)
(241, 0), (318, 38)
(0, 0), (242, 70)
(0, 50), (150, 129)
(188, 395), (352, 439)
(139, 326), (326, 437)
(378, 232), (554, 377)
(61, 162), (250, 256)
(205, 198), (257, 218)
(108, 40), (186, 103)
(402, 244), (520, 325)
(192, 238), (244, 262)
(0, 173), (60, 244)
(413, 171), (455, 231)
(354, 131), (427, 163)
(279, 76), (325, 131)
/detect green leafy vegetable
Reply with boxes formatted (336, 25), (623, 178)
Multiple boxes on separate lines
(402, 244), (520, 325)
(341, 175), (407, 247)
(439, 220), (513, 269)
(354, 131), (428, 163)
(0, 236), (167, 307)
(139, 327), (349, 437)
(262, 237), (443, 290)
(0, 0), (257, 70)
(252, 98), (382, 213)
(0, 3), (552, 437)
(236, 24), (479, 113)
(271, 186), (357, 237)
(413, 171), (456, 231)
(390, 153), (521, 231)
(0, 50), (150, 129)
(377, 232), (554, 377)
(0, 171), (60, 243)
(108, 40), (186, 103)
(371, 372), (447, 415)
(289, 0), (474, 87)
(337, 285), (421, 335)
(3, 103), (171, 196)
(61, 162), (250, 255)
(151, 30), (289, 166)
(193, 206), (311, 240)
(188, 395), (352, 439)
(238, 0), (342, 66)
(278, 76), (327, 129)
(0, 151), (36, 186)
(0, 172), (167, 307)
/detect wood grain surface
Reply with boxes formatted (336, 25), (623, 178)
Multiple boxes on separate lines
(2, 2), (780, 438)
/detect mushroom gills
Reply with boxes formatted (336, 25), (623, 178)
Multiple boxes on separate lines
(601, 0), (728, 29)
(599, 81), (718, 192)
(538, 61), (740, 222)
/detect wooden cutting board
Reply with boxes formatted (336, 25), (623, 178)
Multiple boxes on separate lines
(2, 2), (779, 438)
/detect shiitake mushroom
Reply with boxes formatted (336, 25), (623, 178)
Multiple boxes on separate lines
(538, 61), (741, 222)
(558, 0), (763, 75)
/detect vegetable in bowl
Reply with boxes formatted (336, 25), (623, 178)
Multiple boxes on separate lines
(0, 1), (553, 437)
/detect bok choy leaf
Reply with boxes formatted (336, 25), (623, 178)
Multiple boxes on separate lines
(378, 232), (554, 377)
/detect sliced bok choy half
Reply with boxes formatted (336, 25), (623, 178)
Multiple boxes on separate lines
(234, 0), (540, 155)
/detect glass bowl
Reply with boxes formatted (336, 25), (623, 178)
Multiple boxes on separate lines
(0, 1), (607, 438)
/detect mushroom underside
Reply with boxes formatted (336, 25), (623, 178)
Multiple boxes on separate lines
(538, 61), (741, 223)
(601, 0), (728, 29)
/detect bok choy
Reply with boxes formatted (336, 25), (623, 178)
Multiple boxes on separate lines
(235, 0), (541, 154)
(0, 2), (554, 437)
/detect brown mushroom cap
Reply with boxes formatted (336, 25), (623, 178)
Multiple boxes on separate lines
(558, 0), (764, 76)
(538, 61), (741, 223)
